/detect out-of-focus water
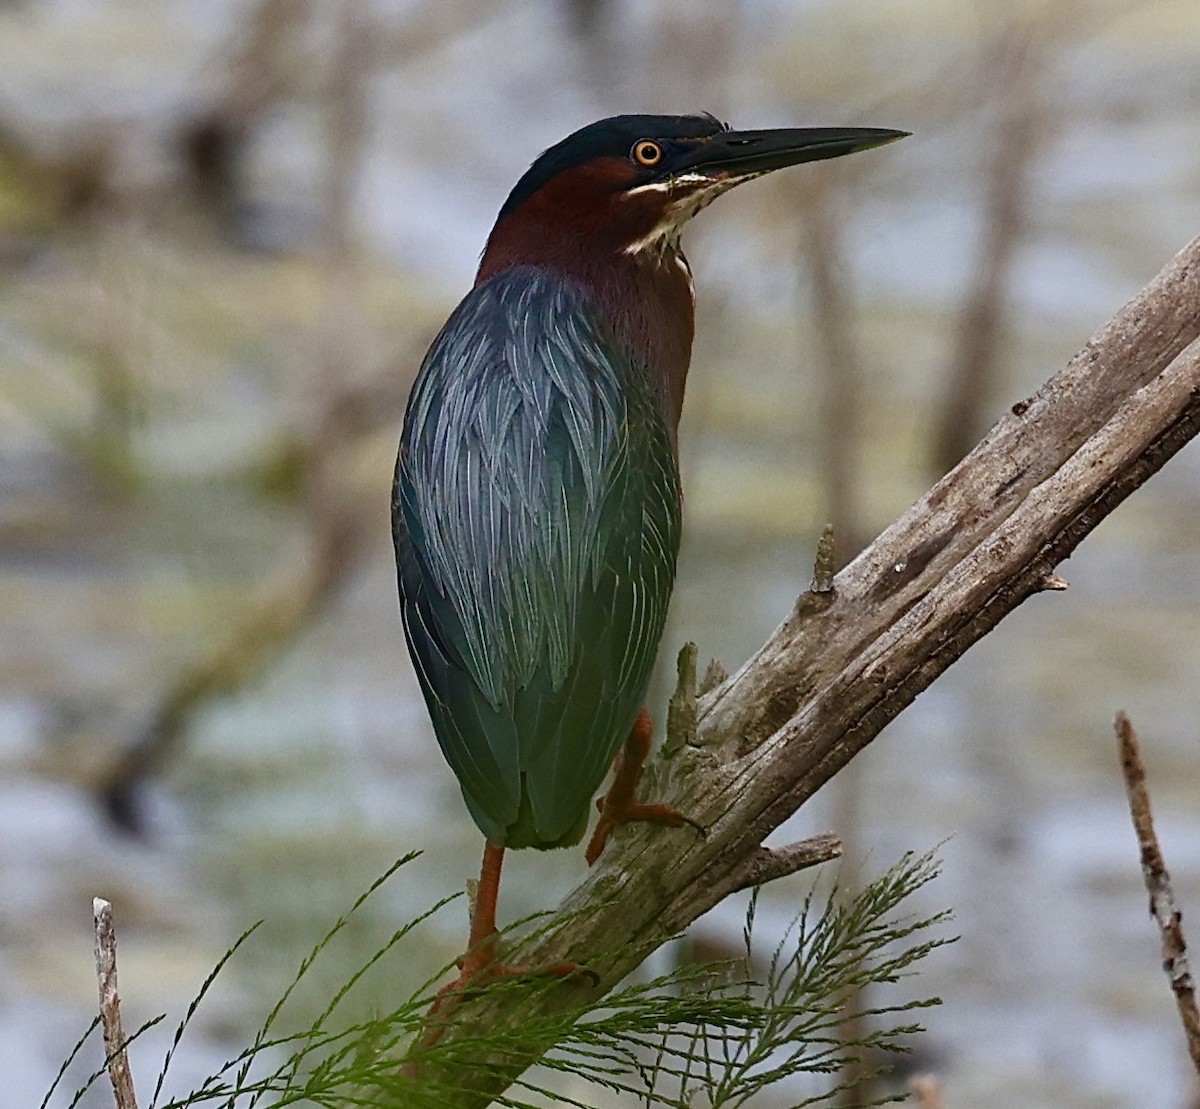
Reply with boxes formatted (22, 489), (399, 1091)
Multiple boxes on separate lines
(3, 2), (1200, 1107)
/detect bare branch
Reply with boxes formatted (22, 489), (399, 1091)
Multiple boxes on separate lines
(1115, 712), (1200, 1077)
(419, 234), (1200, 1104)
(732, 833), (843, 893)
(93, 898), (139, 1109)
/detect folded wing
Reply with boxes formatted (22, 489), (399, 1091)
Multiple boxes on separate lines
(393, 266), (681, 848)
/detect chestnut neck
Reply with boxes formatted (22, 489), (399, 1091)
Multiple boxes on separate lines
(476, 190), (695, 438)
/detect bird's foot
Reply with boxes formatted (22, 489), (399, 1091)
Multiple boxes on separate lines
(407, 843), (588, 1070)
(585, 707), (691, 865)
(452, 942), (581, 989)
(411, 940), (584, 1064)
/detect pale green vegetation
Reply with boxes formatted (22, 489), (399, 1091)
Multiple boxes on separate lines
(46, 852), (950, 1109)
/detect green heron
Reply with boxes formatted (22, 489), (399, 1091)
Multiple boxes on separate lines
(393, 113), (904, 986)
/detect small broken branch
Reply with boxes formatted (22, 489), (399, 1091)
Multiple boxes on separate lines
(93, 898), (139, 1109)
(731, 833), (843, 893)
(1115, 712), (1200, 1077)
(664, 642), (699, 754)
(810, 522), (837, 593)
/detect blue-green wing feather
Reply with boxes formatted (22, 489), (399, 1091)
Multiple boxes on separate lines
(393, 266), (681, 848)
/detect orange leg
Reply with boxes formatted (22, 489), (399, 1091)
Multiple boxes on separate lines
(457, 839), (505, 981)
(585, 707), (688, 865)
(410, 841), (579, 1064)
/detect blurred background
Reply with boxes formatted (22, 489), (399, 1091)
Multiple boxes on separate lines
(3, 0), (1199, 1106)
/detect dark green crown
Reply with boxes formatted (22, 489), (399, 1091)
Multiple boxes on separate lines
(497, 113), (728, 221)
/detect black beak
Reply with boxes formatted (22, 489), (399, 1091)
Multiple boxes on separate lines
(672, 126), (908, 180)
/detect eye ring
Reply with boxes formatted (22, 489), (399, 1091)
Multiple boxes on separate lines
(631, 139), (664, 167)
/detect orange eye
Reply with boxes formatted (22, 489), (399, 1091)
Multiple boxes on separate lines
(632, 140), (664, 167)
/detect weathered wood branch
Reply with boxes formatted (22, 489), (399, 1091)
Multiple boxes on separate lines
(423, 234), (1200, 1102)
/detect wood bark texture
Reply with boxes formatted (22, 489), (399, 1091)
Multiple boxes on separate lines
(93, 897), (139, 1109)
(427, 234), (1200, 1104)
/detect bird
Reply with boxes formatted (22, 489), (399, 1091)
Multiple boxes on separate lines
(392, 113), (905, 988)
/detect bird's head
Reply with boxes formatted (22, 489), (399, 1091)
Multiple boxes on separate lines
(478, 113), (906, 279)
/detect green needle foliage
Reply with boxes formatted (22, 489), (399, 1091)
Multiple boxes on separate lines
(670, 849), (952, 1108)
(46, 849), (951, 1109)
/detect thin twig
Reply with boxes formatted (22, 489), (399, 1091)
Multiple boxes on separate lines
(1115, 712), (1200, 1077)
(93, 898), (139, 1109)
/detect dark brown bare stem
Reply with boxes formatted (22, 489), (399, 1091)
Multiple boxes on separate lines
(182, 0), (309, 226)
(1115, 712), (1200, 1077)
